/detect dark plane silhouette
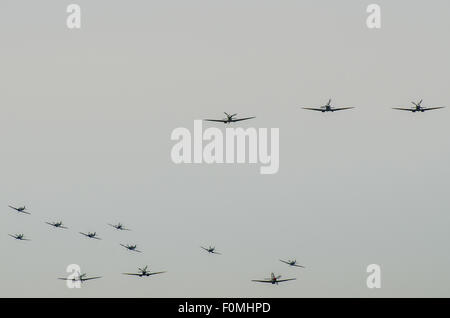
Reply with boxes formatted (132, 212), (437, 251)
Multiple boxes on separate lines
(279, 259), (305, 268)
(120, 244), (142, 253)
(204, 112), (255, 124)
(108, 223), (131, 231)
(201, 245), (221, 255)
(302, 99), (354, 112)
(393, 99), (445, 112)
(123, 266), (166, 277)
(9, 233), (31, 241)
(58, 272), (101, 283)
(80, 232), (101, 240)
(252, 273), (296, 285)
(46, 221), (68, 229)
(8, 205), (30, 215)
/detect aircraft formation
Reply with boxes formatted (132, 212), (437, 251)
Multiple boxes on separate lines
(7, 203), (304, 286)
(6, 97), (446, 289)
(202, 99), (445, 120)
(6, 204), (168, 284)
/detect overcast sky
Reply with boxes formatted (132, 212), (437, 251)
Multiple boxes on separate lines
(1, 0), (450, 297)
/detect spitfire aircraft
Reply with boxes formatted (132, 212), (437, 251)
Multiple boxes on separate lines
(120, 244), (142, 253)
(8, 205), (30, 215)
(201, 246), (222, 255)
(58, 272), (102, 283)
(252, 273), (296, 285)
(302, 99), (354, 112)
(279, 259), (305, 268)
(46, 221), (68, 229)
(122, 266), (166, 277)
(9, 233), (30, 241)
(79, 232), (101, 240)
(204, 112), (255, 124)
(392, 99), (445, 112)
(108, 223), (131, 231)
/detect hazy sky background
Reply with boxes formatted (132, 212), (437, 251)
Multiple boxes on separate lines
(1, 0), (450, 297)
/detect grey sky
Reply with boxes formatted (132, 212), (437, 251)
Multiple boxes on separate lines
(1, 0), (450, 297)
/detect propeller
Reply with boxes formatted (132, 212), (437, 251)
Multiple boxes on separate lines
(224, 112), (237, 119)
(412, 99), (423, 107)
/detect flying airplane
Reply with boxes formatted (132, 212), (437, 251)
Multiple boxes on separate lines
(58, 272), (102, 283)
(9, 233), (31, 241)
(201, 246), (221, 255)
(279, 259), (305, 268)
(120, 244), (142, 253)
(108, 223), (131, 231)
(46, 221), (68, 229)
(302, 99), (354, 112)
(252, 273), (296, 285)
(204, 112), (255, 124)
(8, 205), (30, 215)
(79, 232), (101, 240)
(123, 266), (166, 277)
(392, 99), (445, 112)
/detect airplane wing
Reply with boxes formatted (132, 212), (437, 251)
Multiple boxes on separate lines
(200, 246), (209, 251)
(133, 249), (143, 253)
(204, 119), (227, 123)
(91, 236), (101, 240)
(277, 278), (296, 283)
(60, 226), (69, 229)
(79, 232), (89, 237)
(251, 280), (272, 283)
(422, 107), (445, 111)
(212, 251), (222, 255)
(8, 234), (17, 239)
(292, 264), (305, 268)
(58, 278), (73, 281)
(149, 271), (166, 276)
(302, 107), (324, 112)
(392, 107), (414, 111)
(8, 205), (19, 211)
(82, 276), (102, 281)
(231, 117), (256, 122)
(123, 273), (142, 276)
(279, 260), (290, 265)
(332, 107), (354, 111)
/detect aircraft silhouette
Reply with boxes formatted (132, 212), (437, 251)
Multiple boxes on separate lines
(123, 266), (166, 277)
(252, 272), (296, 285)
(79, 232), (101, 240)
(201, 246), (221, 255)
(8, 205), (30, 215)
(393, 99), (445, 112)
(108, 223), (131, 231)
(279, 259), (305, 268)
(302, 99), (354, 112)
(9, 233), (31, 241)
(120, 244), (142, 253)
(204, 112), (255, 124)
(46, 221), (68, 229)
(58, 272), (102, 283)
